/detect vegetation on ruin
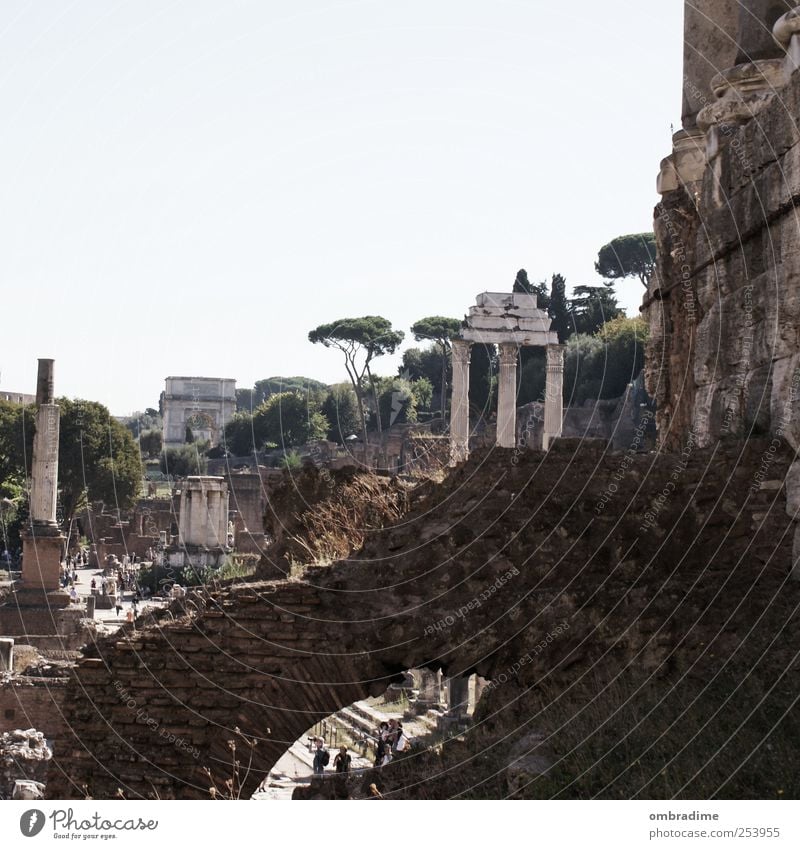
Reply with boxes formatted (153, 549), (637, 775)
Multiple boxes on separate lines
(563, 315), (648, 404)
(0, 398), (142, 533)
(224, 391), (329, 455)
(160, 443), (208, 477)
(235, 376), (328, 413)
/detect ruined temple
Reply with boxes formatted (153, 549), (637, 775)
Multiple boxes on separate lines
(7, 2), (800, 800)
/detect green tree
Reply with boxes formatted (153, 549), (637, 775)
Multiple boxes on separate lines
(597, 315), (649, 398)
(518, 348), (547, 406)
(596, 233), (657, 288)
(468, 344), (497, 420)
(308, 316), (404, 445)
(549, 273), (572, 342)
(570, 284), (624, 336)
(160, 444), (208, 477)
(252, 391), (329, 449)
(375, 375), (429, 429)
(223, 412), (256, 457)
(139, 429), (162, 459)
(513, 268), (533, 294)
(0, 401), (33, 554)
(410, 316), (461, 423)
(321, 384), (361, 443)
(122, 408), (162, 439)
(562, 316), (649, 405)
(402, 347), (442, 389)
(534, 278), (551, 312)
(58, 398), (142, 522)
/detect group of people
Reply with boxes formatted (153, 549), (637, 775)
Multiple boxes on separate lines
(64, 550), (89, 568)
(312, 739), (352, 775)
(374, 718), (410, 767)
(310, 717), (412, 777)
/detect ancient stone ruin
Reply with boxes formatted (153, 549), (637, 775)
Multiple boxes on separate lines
(4, 1), (800, 802)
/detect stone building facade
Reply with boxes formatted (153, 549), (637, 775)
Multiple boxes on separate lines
(650, 0), (800, 452)
(162, 376), (236, 448)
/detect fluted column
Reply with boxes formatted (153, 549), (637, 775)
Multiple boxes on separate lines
(449, 339), (471, 464)
(543, 345), (565, 450)
(496, 344), (518, 449)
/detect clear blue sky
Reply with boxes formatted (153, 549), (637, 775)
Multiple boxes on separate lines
(0, 0), (682, 415)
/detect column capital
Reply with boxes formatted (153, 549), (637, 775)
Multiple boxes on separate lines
(498, 342), (519, 366)
(451, 338), (472, 365)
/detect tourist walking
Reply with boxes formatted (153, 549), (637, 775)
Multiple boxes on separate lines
(393, 722), (410, 754)
(312, 738), (329, 774)
(333, 746), (351, 773)
(374, 721), (389, 766)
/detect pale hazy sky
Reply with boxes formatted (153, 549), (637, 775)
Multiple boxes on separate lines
(0, 0), (682, 415)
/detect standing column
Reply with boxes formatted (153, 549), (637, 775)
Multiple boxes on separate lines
(543, 345), (565, 450)
(496, 343), (518, 449)
(22, 359), (68, 601)
(29, 360), (59, 528)
(449, 340), (471, 464)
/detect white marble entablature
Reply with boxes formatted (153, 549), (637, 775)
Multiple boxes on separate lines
(460, 291), (558, 346)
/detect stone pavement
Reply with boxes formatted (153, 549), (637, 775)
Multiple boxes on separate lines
(67, 565), (167, 634)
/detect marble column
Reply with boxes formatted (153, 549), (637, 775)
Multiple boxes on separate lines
(449, 339), (471, 464)
(543, 345), (565, 450)
(496, 343), (518, 449)
(29, 360), (59, 528)
(21, 359), (68, 601)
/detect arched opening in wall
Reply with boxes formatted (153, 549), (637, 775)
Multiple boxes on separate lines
(253, 668), (489, 800)
(185, 412), (215, 445)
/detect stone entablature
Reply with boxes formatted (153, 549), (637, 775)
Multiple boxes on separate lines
(450, 292), (563, 462)
(162, 376), (236, 448)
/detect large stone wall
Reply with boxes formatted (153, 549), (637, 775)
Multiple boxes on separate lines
(649, 6), (800, 452)
(44, 439), (800, 799)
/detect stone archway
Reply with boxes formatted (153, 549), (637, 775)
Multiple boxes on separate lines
(43, 439), (800, 800)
